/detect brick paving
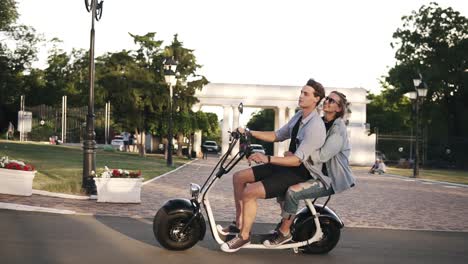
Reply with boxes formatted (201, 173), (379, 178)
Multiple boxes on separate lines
(1, 157), (467, 232)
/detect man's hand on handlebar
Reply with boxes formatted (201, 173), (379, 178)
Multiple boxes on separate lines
(236, 127), (247, 134)
(248, 153), (269, 166)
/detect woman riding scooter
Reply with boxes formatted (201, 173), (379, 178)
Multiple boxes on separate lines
(219, 79), (328, 252)
(264, 91), (356, 247)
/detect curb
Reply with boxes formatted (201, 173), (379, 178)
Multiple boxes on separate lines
(32, 189), (91, 200)
(0, 202), (76, 215)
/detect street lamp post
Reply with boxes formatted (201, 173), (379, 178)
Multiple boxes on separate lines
(406, 75), (428, 178)
(164, 58), (178, 167)
(82, 0), (103, 194)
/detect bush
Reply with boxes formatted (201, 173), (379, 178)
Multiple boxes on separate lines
(29, 124), (55, 141)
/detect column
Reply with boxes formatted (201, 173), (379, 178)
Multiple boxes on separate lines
(284, 106), (296, 152)
(273, 106), (287, 156)
(287, 106), (296, 122)
(191, 104), (202, 157)
(221, 105), (232, 155)
(232, 105), (240, 154)
(193, 130), (202, 157)
(274, 108), (279, 155)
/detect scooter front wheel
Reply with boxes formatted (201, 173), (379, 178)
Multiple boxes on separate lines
(153, 209), (201, 250)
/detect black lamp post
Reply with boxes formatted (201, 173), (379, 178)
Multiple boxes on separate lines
(164, 57), (178, 167)
(82, 0), (103, 194)
(405, 74), (428, 178)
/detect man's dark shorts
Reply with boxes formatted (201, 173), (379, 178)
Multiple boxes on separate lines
(252, 163), (311, 199)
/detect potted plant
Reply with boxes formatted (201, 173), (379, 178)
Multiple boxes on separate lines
(0, 156), (36, 196)
(93, 166), (143, 203)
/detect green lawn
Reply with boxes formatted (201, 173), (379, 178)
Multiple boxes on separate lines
(0, 140), (188, 194)
(353, 165), (468, 185)
(384, 167), (468, 185)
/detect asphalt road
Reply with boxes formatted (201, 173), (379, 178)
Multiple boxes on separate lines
(0, 209), (467, 264)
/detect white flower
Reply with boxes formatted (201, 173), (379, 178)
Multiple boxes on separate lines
(0, 156), (9, 168)
(10, 160), (25, 166)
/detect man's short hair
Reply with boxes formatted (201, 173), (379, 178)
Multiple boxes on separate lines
(306, 78), (325, 106)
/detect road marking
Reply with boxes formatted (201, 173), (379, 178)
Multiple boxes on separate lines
(132, 217), (153, 225)
(421, 182), (434, 185)
(443, 186), (459, 189)
(143, 159), (198, 185)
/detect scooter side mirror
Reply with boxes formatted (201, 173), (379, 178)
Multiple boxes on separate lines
(238, 102), (243, 114)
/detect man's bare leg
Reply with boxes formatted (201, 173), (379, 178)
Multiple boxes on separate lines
(232, 168), (255, 229)
(239, 182), (266, 239)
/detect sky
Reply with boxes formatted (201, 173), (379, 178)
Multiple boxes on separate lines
(15, 0), (468, 124)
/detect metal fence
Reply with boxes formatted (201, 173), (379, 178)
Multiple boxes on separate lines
(24, 103), (110, 144)
(376, 129), (467, 169)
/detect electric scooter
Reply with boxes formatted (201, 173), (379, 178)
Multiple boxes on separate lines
(153, 103), (344, 254)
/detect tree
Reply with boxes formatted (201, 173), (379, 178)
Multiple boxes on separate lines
(0, 0), (18, 31)
(367, 80), (412, 134)
(381, 2), (468, 167)
(247, 109), (275, 155)
(0, 24), (41, 131)
(95, 33), (208, 157)
(165, 35), (209, 156)
(0, 0), (41, 131)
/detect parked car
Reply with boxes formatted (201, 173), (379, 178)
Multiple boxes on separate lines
(111, 135), (124, 151)
(202, 141), (220, 153)
(250, 144), (266, 155)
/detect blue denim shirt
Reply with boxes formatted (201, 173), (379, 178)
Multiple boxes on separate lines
(275, 109), (326, 180)
(306, 117), (356, 193)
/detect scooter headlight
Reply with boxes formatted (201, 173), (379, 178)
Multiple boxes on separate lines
(190, 183), (201, 198)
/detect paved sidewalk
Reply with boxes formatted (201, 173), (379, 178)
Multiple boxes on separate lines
(1, 157), (467, 232)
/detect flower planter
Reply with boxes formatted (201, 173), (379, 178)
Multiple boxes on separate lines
(0, 168), (36, 196)
(94, 177), (144, 203)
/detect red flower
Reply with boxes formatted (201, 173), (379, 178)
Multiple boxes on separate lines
(112, 169), (120, 177)
(3, 161), (34, 171)
(22, 164), (34, 171)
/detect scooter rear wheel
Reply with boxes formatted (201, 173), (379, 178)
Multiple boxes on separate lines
(296, 218), (341, 254)
(153, 210), (201, 250)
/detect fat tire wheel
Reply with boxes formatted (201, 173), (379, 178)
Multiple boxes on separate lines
(298, 218), (341, 254)
(153, 209), (201, 251)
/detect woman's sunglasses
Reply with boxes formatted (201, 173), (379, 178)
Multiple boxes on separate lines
(325, 96), (338, 104)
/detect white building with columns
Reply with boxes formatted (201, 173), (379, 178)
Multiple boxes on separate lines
(192, 83), (375, 166)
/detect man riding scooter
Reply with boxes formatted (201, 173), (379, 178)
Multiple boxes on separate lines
(264, 91), (356, 247)
(219, 78), (327, 252)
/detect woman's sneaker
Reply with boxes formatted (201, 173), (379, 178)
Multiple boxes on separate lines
(263, 230), (292, 247)
(216, 222), (240, 236)
(221, 235), (251, 252)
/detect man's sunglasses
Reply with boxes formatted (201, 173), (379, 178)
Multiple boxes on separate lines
(325, 96), (338, 104)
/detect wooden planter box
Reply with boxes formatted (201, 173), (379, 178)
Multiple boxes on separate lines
(0, 168), (36, 196)
(94, 177), (144, 203)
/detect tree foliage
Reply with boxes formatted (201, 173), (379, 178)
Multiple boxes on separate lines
(0, 4), (215, 155)
(247, 109), (275, 155)
(370, 2), (468, 167)
(0, 0), (18, 31)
